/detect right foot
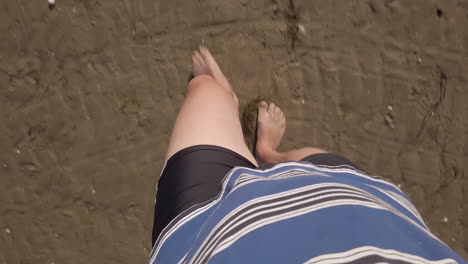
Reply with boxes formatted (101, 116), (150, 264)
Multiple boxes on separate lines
(256, 101), (286, 161)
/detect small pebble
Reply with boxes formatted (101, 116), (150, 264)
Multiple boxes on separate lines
(397, 184), (402, 188)
(442, 217), (448, 223)
(452, 238), (456, 242)
(298, 24), (307, 35)
(15, 149), (21, 154)
(48, 0), (55, 8)
(387, 105), (393, 111)
(417, 57), (422, 64)
(5, 228), (10, 234)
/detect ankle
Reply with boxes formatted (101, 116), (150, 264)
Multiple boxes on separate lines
(257, 143), (282, 163)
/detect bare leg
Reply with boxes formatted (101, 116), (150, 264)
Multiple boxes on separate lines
(165, 47), (257, 166)
(256, 101), (326, 163)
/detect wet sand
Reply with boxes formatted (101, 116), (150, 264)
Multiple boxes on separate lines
(0, 0), (467, 263)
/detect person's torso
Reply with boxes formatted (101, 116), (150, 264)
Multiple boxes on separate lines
(149, 162), (464, 264)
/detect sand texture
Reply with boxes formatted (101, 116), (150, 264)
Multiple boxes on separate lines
(0, 0), (467, 263)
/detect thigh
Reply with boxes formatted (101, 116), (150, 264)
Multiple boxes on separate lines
(165, 75), (257, 165)
(152, 145), (256, 245)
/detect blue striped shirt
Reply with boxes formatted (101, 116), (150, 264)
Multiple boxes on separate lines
(149, 162), (465, 264)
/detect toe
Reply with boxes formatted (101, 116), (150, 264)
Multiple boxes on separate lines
(258, 101), (269, 120)
(199, 46), (222, 72)
(191, 54), (196, 64)
(199, 45), (210, 55)
(192, 53), (205, 76)
(199, 46), (214, 63)
(194, 50), (204, 65)
(274, 105), (281, 114)
(268, 103), (276, 114)
(199, 46), (216, 62)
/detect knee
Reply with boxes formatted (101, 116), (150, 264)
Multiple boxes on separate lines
(187, 75), (238, 106)
(187, 75), (218, 93)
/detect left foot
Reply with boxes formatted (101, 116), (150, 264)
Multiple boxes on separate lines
(191, 46), (238, 104)
(192, 46), (232, 91)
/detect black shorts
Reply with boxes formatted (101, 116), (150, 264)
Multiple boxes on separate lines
(152, 145), (363, 245)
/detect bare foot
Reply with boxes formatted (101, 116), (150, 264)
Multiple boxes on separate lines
(191, 46), (232, 92)
(191, 48), (209, 77)
(191, 46), (238, 105)
(256, 101), (286, 161)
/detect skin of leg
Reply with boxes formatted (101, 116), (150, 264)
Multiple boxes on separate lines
(165, 75), (258, 166)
